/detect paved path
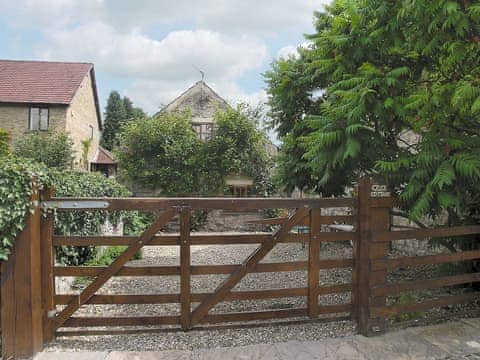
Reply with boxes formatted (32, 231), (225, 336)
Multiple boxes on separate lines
(36, 318), (480, 359)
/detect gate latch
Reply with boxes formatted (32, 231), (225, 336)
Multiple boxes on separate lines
(41, 200), (110, 210)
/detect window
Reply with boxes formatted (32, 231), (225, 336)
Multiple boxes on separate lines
(192, 123), (214, 141)
(88, 125), (94, 140)
(29, 107), (49, 131)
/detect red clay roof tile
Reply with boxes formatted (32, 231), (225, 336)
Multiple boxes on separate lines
(0, 60), (93, 104)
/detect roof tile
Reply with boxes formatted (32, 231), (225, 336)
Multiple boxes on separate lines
(0, 60), (92, 104)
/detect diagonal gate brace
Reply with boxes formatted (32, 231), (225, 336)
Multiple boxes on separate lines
(190, 206), (309, 326)
(54, 208), (177, 329)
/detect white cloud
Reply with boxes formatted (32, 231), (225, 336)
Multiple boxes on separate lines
(0, 0), (102, 29)
(102, 0), (329, 35)
(1, 0), (330, 118)
(1, 0), (329, 35)
(38, 24), (267, 81)
(277, 41), (313, 59)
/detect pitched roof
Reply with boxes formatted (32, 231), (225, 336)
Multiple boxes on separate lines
(0, 59), (103, 129)
(158, 81), (229, 119)
(92, 146), (117, 165)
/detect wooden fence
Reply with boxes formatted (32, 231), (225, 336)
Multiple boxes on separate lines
(1, 177), (479, 358)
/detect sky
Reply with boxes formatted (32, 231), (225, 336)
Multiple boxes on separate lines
(0, 0), (329, 115)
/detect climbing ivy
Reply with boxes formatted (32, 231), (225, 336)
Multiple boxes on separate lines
(0, 156), (51, 260)
(0, 155), (132, 264)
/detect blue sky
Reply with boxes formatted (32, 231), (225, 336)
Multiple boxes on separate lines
(0, 1), (329, 115)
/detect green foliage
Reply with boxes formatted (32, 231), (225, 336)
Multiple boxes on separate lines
(101, 91), (145, 150)
(0, 156), (51, 260)
(52, 171), (132, 265)
(0, 152), (133, 263)
(265, 0), (480, 229)
(0, 128), (10, 155)
(74, 246), (143, 286)
(14, 131), (75, 169)
(389, 293), (424, 322)
(201, 106), (274, 195)
(117, 106), (274, 196)
(123, 211), (155, 236)
(116, 111), (203, 195)
(80, 138), (92, 171)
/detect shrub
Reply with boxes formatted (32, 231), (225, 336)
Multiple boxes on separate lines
(0, 156), (51, 260)
(0, 128), (10, 155)
(14, 131), (75, 169)
(52, 170), (132, 265)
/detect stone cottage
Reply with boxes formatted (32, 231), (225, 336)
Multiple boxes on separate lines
(0, 59), (115, 172)
(161, 80), (276, 196)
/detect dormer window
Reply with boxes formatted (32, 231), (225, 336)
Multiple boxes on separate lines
(29, 106), (49, 131)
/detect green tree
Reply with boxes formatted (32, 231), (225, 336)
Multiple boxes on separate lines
(116, 111), (202, 195)
(201, 107), (274, 195)
(101, 91), (127, 150)
(0, 128), (10, 155)
(14, 131), (74, 169)
(123, 96), (146, 121)
(266, 0), (480, 230)
(102, 91), (146, 150)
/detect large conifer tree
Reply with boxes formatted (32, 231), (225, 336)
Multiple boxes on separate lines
(101, 91), (127, 150)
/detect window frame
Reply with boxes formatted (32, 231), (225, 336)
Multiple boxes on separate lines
(28, 106), (50, 131)
(88, 125), (94, 140)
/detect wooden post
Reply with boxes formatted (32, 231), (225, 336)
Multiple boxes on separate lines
(180, 207), (191, 330)
(308, 208), (321, 318)
(355, 177), (391, 336)
(41, 187), (56, 342)
(1, 181), (44, 358)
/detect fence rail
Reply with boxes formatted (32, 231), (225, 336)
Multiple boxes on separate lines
(2, 177), (479, 359)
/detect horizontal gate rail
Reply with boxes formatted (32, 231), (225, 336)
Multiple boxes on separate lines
(371, 249), (480, 271)
(55, 284), (354, 305)
(52, 231), (356, 246)
(42, 197), (355, 211)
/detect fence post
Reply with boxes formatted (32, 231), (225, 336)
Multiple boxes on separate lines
(308, 207), (321, 318)
(1, 180), (44, 358)
(355, 177), (391, 336)
(41, 187), (56, 342)
(180, 207), (191, 330)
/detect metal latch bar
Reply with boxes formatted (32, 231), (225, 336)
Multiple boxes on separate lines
(41, 200), (110, 210)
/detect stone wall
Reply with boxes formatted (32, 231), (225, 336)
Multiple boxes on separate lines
(0, 103), (67, 141)
(66, 71), (101, 167)
(200, 210), (266, 233)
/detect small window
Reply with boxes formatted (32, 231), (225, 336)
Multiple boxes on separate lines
(192, 123), (213, 141)
(88, 125), (94, 140)
(29, 107), (49, 131)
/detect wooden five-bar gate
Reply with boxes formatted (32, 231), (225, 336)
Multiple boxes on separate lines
(2, 177), (480, 358)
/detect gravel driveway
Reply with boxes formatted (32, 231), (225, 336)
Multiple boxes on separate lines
(49, 241), (357, 351)
(47, 239), (479, 352)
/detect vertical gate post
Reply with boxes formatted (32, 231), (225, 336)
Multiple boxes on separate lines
(355, 177), (391, 336)
(41, 187), (56, 342)
(180, 207), (191, 330)
(308, 208), (321, 318)
(1, 180), (44, 358)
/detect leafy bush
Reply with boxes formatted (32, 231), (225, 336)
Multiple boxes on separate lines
(116, 106), (275, 197)
(0, 154), (132, 263)
(116, 111), (203, 195)
(0, 128), (10, 155)
(14, 131), (75, 169)
(52, 171), (132, 265)
(0, 156), (51, 260)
